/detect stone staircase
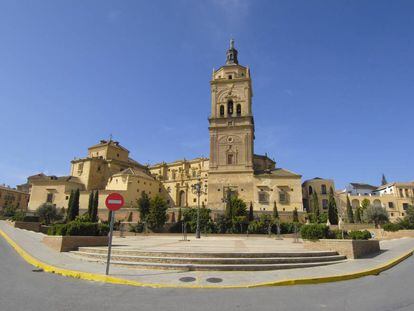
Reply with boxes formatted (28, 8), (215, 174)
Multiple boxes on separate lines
(70, 247), (347, 271)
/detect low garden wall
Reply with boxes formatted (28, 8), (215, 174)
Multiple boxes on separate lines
(14, 221), (41, 232)
(42, 236), (109, 252)
(304, 239), (380, 259)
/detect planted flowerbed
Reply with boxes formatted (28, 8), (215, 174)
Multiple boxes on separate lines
(301, 224), (380, 259)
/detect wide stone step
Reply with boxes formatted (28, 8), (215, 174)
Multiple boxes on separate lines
(77, 247), (339, 258)
(71, 251), (346, 265)
(69, 255), (347, 271)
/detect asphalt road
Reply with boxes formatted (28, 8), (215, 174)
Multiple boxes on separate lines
(1, 237), (413, 311)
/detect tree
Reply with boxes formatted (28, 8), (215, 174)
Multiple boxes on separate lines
(354, 207), (362, 223)
(381, 174), (388, 186)
(360, 198), (370, 219)
(292, 207), (299, 223)
(227, 196), (247, 219)
(311, 192), (320, 223)
(365, 205), (389, 228)
(183, 206), (212, 233)
(136, 191), (150, 221)
(91, 190), (99, 222)
(147, 195), (168, 230)
(67, 189), (80, 222)
(273, 201), (279, 219)
(177, 207), (182, 222)
(346, 196), (354, 223)
(87, 191), (94, 220)
(66, 190), (74, 222)
(327, 187), (338, 225)
(36, 203), (60, 225)
(248, 202), (254, 222)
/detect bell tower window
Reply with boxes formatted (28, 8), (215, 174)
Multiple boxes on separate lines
(227, 100), (233, 116)
(236, 104), (241, 116)
(219, 105), (224, 117)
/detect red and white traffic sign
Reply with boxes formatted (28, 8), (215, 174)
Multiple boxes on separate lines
(105, 193), (124, 211)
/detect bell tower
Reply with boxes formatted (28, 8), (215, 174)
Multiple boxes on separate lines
(208, 40), (255, 210)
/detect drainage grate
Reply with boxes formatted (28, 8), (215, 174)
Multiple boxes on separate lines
(179, 277), (196, 283)
(206, 277), (223, 283)
(32, 269), (44, 272)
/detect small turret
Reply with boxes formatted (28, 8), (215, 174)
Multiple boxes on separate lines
(226, 39), (238, 65)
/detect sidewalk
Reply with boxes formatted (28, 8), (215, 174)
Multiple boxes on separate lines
(1, 220), (413, 289)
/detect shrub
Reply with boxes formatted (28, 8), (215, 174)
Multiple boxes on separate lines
(23, 215), (40, 222)
(12, 211), (26, 221)
(36, 203), (62, 225)
(279, 222), (302, 234)
(327, 229), (349, 239)
(348, 230), (372, 240)
(300, 224), (329, 240)
(129, 222), (145, 233)
(382, 222), (401, 232)
(247, 220), (267, 234)
(318, 212), (328, 224)
(47, 221), (108, 236)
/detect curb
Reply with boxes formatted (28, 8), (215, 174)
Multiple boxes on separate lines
(0, 228), (412, 289)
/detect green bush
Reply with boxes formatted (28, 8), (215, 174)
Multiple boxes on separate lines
(247, 220), (267, 234)
(300, 224), (329, 240)
(327, 229), (349, 239)
(348, 230), (372, 240)
(278, 222), (302, 234)
(11, 211), (26, 221)
(129, 222), (145, 233)
(382, 222), (401, 232)
(47, 221), (108, 236)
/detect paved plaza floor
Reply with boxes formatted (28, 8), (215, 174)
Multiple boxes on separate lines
(1, 220), (414, 288)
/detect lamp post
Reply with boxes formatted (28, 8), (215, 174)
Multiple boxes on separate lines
(191, 179), (207, 239)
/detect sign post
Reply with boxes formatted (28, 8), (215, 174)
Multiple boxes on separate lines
(105, 192), (124, 275)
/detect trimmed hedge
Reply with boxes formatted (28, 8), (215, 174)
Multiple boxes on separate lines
(382, 223), (401, 232)
(300, 224), (329, 240)
(47, 221), (109, 236)
(348, 230), (372, 240)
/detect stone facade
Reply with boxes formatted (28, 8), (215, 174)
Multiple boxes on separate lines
(26, 41), (304, 219)
(0, 185), (30, 211)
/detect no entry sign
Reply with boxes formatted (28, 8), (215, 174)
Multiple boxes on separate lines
(105, 193), (124, 211)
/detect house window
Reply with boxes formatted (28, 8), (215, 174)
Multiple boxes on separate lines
(193, 198), (197, 203)
(258, 192), (269, 204)
(322, 199), (328, 209)
(403, 203), (409, 210)
(279, 192), (287, 203)
(399, 189), (404, 197)
(220, 105), (224, 117)
(228, 75), (232, 79)
(227, 100), (234, 115)
(46, 193), (53, 203)
(65, 196), (69, 200)
(117, 153), (120, 157)
(227, 154), (234, 165)
(309, 186), (313, 195)
(236, 104), (241, 116)
(321, 185), (327, 195)
(388, 202), (394, 208)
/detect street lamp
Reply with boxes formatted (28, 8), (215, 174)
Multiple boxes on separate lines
(191, 179), (207, 239)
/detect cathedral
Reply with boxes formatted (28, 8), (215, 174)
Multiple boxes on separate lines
(27, 41), (304, 220)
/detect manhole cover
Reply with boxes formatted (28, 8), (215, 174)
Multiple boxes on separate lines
(206, 277), (223, 283)
(32, 269), (44, 272)
(179, 277), (196, 283)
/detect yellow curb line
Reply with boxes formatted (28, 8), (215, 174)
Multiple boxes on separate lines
(0, 228), (412, 289)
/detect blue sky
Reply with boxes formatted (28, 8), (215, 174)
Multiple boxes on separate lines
(0, 0), (413, 189)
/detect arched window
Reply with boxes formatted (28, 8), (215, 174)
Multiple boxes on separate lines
(220, 105), (224, 117)
(236, 104), (241, 116)
(227, 153), (234, 165)
(227, 100), (233, 116)
(309, 186), (313, 195)
(321, 184), (327, 195)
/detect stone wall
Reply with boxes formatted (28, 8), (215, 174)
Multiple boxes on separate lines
(304, 239), (380, 259)
(14, 221), (41, 232)
(43, 235), (108, 252)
